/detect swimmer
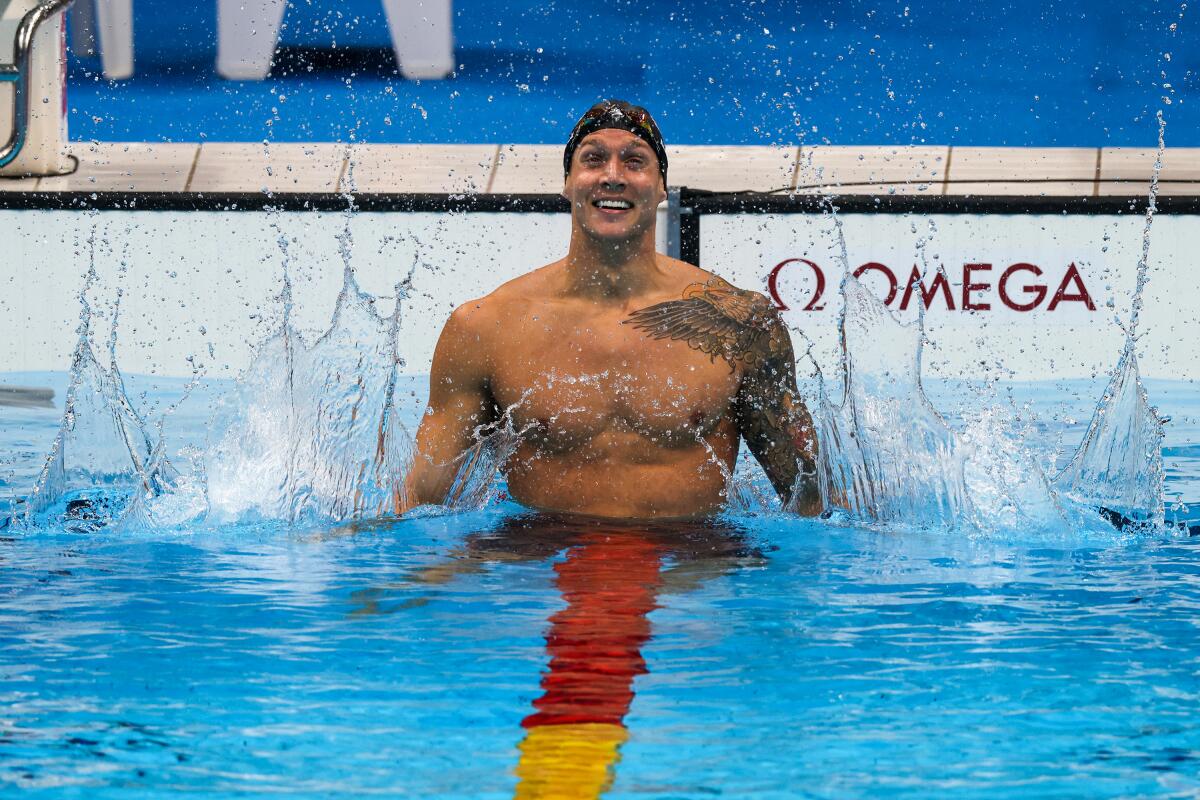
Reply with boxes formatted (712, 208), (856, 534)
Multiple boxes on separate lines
(400, 99), (819, 520)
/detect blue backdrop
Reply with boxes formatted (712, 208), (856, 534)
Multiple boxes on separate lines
(66, 0), (1195, 146)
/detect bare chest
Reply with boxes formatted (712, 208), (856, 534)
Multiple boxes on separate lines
(489, 310), (741, 450)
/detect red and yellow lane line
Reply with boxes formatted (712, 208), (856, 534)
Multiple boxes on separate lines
(514, 532), (664, 799)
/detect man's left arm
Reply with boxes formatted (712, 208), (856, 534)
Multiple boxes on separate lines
(735, 311), (822, 515)
(624, 277), (822, 515)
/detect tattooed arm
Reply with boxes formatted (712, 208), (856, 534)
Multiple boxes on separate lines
(733, 308), (821, 515)
(625, 276), (822, 515)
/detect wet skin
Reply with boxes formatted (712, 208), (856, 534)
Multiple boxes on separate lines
(403, 128), (819, 519)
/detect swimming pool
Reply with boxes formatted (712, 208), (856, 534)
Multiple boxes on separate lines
(2, 171), (1199, 794)
(3, 366), (1200, 797)
(3, 0), (1197, 791)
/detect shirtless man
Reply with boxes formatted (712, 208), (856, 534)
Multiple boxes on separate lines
(401, 100), (820, 519)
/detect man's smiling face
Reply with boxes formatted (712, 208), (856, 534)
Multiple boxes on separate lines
(564, 128), (666, 244)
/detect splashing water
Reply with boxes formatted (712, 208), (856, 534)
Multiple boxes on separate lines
(816, 274), (974, 529)
(813, 204), (978, 529)
(9, 211), (525, 531)
(1051, 113), (1168, 528)
(16, 240), (177, 531)
(815, 115), (1169, 534)
(7, 116), (1173, 533)
(440, 418), (526, 512)
(205, 222), (415, 524)
(1052, 341), (1164, 526)
(813, 270), (1154, 536)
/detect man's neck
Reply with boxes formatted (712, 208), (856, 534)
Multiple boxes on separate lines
(562, 230), (665, 304)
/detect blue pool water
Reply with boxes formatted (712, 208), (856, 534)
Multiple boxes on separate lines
(2, 375), (1200, 797)
(3, 506), (1200, 796)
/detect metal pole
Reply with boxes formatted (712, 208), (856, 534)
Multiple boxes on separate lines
(666, 186), (681, 259)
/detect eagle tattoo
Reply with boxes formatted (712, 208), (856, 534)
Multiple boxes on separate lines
(624, 277), (820, 512)
(623, 277), (789, 370)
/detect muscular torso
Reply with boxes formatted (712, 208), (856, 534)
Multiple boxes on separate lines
(411, 254), (817, 520)
(486, 291), (744, 519)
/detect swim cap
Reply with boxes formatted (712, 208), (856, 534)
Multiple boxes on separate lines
(563, 99), (668, 187)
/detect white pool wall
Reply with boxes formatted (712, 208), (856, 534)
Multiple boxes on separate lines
(2, 141), (1199, 384)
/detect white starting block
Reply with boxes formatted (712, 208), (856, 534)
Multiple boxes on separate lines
(0, 0), (72, 176)
(217, 0), (454, 81)
(69, 0), (133, 80)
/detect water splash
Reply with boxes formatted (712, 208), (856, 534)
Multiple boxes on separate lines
(816, 274), (974, 529)
(16, 237), (176, 531)
(441, 419), (525, 512)
(814, 113), (1169, 534)
(1052, 342), (1164, 526)
(814, 269), (1139, 535)
(1051, 113), (1168, 528)
(814, 205), (973, 529)
(15, 205), (512, 530)
(205, 221), (415, 524)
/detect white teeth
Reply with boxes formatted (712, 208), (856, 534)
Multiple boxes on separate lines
(595, 199), (632, 209)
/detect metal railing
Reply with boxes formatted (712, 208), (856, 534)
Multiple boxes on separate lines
(0, 0), (74, 169)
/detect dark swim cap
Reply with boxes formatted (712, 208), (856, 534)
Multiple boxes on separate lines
(563, 99), (668, 187)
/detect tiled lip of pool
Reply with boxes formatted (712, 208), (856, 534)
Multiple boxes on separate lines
(1, 374), (1199, 797)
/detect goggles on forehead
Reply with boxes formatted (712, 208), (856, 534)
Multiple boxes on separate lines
(563, 100), (668, 187)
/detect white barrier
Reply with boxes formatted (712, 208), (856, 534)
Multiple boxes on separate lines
(1, 202), (1196, 386)
(700, 212), (1200, 384)
(1, 207), (628, 378)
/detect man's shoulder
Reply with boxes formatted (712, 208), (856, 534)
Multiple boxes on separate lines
(625, 257), (789, 369)
(443, 261), (560, 333)
(655, 255), (777, 316)
(488, 260), (562, 306)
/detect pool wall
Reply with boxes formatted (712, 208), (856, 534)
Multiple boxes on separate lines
(2, 142), (1198, 384)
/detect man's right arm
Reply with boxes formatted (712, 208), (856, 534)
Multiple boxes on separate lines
(399, 304), (497, 513)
